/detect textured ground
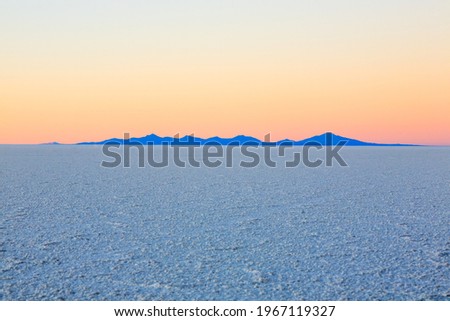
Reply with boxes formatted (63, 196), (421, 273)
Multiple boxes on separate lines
(1, 146), (449, 300)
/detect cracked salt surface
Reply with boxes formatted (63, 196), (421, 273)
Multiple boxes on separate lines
(0, 146), (449, 300)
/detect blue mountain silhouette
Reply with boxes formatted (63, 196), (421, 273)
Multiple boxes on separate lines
(77, 132), (415, 146)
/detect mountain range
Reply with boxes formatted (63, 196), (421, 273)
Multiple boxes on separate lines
(76, 132), (416, 146)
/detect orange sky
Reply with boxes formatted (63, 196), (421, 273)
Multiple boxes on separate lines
(1, 1), (449, 145)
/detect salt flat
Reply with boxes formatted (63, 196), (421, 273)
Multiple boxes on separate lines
(0, 146), (449, 300)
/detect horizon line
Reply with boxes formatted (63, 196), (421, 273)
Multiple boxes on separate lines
(8, 131), (448, 147)
(1, 132), (449, 147)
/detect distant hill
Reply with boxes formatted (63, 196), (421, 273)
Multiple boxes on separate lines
(76, 132), (417, 146)
(293, 133), (413, 146)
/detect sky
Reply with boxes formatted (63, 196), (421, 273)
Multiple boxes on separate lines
(1, 0), (449, 145)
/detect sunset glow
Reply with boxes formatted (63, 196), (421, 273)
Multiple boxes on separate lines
(1, 1), (449, 145)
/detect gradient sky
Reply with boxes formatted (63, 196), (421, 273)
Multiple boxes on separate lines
(1, 0), (449, 144)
